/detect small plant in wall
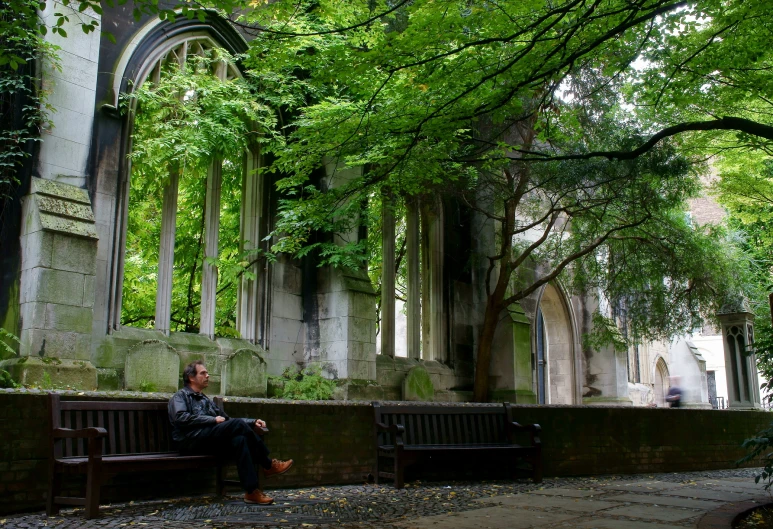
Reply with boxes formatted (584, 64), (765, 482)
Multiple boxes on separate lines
(0, 328), (20, 388)
(272, 364), (336, 401)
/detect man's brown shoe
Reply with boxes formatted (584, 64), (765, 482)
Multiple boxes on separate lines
(264, 458), (294, 478)
(244, 490), (274, 505)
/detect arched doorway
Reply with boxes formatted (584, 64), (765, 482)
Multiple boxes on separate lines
(654, 357), (669, 407)
(536, 283), (579, 404)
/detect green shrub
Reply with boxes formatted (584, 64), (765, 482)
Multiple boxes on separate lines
(0, 368), (16, 389)
(272, 364), (335, 401)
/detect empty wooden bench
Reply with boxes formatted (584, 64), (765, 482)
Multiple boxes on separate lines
(46, 393), (246, 518)
(372, 402), (542, 488)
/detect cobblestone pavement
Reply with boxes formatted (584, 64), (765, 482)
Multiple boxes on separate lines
(1, 469), (769, 529)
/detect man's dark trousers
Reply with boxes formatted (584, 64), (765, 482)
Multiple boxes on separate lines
(180, 419), (272, 493)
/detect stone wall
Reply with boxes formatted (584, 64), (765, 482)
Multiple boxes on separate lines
(0, 390), (770, 515)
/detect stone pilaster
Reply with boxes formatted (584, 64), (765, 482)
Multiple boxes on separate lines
(37, 1), (100, 186)
(5, 178), (98, 388)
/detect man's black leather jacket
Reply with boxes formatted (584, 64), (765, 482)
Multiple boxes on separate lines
(168, 385), (254, 442)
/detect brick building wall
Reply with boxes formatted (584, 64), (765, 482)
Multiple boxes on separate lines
(0, 390), (770, 515)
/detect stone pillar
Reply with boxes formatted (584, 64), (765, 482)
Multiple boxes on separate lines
(718, 302), (759, 409)
(200, 160), (222, 339)
(3, 178), (98, 388)
(421, 197), (445, 362)
(154, 168), (179, 335)
(237, 146), (264, 343)
(37, 1), (100, 186)
(380, 191), (396, 358)
(405, 198), (421, 359)
(315, 161), (377, 383)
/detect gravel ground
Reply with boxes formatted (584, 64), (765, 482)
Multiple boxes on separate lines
(0, 468), (765, 529)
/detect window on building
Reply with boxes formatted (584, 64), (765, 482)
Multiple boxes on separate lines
(117, 38), (272, 342)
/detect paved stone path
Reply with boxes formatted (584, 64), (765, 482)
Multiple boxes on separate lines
(0, 469), (769, 529)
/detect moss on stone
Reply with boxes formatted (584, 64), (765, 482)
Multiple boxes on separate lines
(403, 365), (434, 401)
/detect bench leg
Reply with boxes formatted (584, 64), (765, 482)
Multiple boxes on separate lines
(216, 465), (225, 496)
(532, 451), (543, 484)
(46, 467), (61, 516)
(394, 453), (405, 489)
(84, 467), (101, 519)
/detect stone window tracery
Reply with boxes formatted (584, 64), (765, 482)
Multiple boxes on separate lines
(114, 36), (268, 343)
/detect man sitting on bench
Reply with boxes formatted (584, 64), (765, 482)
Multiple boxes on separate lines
(168, 360), (293, 505)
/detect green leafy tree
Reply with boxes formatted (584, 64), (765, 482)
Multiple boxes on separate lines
(234, 0), (751, 400)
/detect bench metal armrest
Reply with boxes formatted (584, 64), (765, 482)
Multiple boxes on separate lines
(375, 422), (406, 446)
(53, 427), (108, 439)
(507, 422), (541, 446)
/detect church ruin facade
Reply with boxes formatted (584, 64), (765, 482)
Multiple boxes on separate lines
(0, 6), (758, 408)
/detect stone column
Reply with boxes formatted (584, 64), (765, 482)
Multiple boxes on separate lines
(718, 302), (759, 409)
(380, 190), (396, 358)
(237, 146), (264, 343)
(154, 168), (179, 335)
(420, 197), (445, 362)
(405, 198), (421, 359)
(200, 160), (222, 338)
(1, 178), (98, 388)
(314, 161), (377, 385)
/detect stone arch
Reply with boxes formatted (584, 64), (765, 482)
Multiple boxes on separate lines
(535, 282), (581, 404)
(653, 356), (669, 407)
(108, 15), (270, 344)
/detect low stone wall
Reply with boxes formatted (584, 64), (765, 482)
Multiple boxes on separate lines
(0, 390), (770, 515)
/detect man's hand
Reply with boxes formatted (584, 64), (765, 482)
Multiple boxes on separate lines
(215, 416), (226, 424)
(255, 419), (266, 428)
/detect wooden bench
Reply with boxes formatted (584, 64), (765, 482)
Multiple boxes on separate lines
(372, 402), (542, 488)
(46, 393), (254, 519)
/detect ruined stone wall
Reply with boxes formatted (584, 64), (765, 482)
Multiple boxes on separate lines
(1, 390), (770, 516)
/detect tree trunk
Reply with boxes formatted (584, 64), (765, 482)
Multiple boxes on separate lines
(473, 295), (505, 402)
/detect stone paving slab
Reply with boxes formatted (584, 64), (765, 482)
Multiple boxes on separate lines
(603, 492), (721, 510)
(661, 487), (756, 501)
(600, 503), (703, 522)
(568, 519), (679, 529)
(602, 481), (685, 492)
(479, 494), (618, 513)
(697, 479), (770, 493)
(395, 506), (579, 529)
(527, 488), (602, 498)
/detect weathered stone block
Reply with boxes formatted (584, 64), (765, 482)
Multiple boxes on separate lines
(20, 328), (90, 360)
(31, 176), (91, 205)
(403, 365), (434, 401)
(223, 349), (267, 397)
(96, 368), (121, 390)
(124, 340), (180, 393)
(19, 302), (46, 331)
(20, 231), (53, 271)
(51, 233), (97, 274)
(82, 275), (95, 308)
(0, 356), (97, 390)
(44, 303), (92, 334)
(24, 268), (85, 306)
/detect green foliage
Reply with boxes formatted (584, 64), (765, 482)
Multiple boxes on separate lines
(271, 364), (336, 401)
(138, 380), (157, 392)
(120, 51), (279, 336)
(0, 0), (56, 217)
(0, 369), (16, 389)
(584, 313), (627, 353)
(739, 413), (773, 490)
(0, 328), (19, 358)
